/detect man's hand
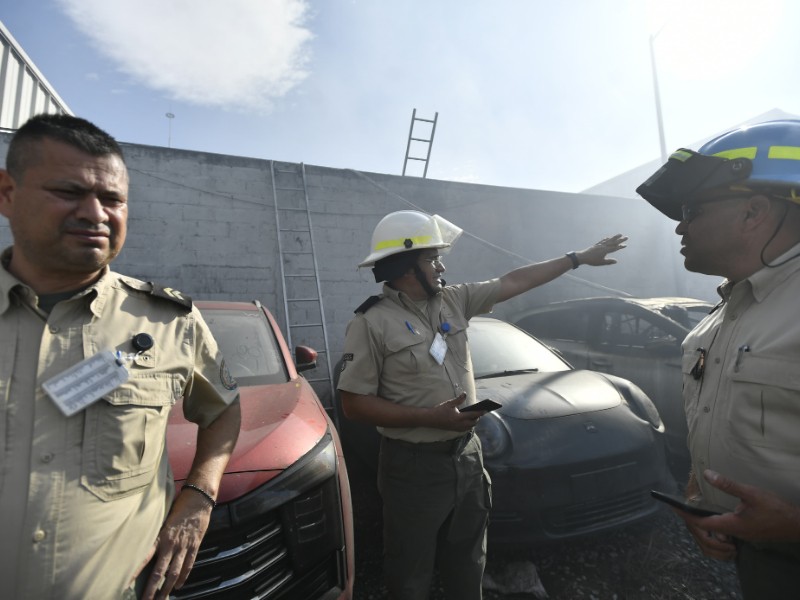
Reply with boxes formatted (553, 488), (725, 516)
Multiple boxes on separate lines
(496, 233), (628, 303)
(676, 469), (800, 562)
(697, 470), (800, 543)
(575, 234), (628, 266)
(428, 392), (485, 431)
(137, 490), (214, 600)
(134, 400), (240, 599)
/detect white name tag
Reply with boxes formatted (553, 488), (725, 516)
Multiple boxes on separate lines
(42, 350), (129, 417)
(429, 332), (448, 365)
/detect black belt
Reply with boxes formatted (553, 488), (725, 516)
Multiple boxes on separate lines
(382, 430), (474, 455)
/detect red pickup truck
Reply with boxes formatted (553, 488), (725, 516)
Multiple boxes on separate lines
(168, 300), (354, 599)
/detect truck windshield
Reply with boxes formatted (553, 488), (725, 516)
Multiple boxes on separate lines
(201, 308), (290, 386)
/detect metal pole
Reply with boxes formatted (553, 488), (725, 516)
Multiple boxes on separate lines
(166, 112), (175, 148)
(649, 33), (667, 164)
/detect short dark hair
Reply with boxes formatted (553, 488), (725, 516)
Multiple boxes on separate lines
(6, 113), (124, 180)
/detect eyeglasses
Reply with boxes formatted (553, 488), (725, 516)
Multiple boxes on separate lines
(419, 256), (444, 268)
(681, 204), (706, 223)
(681, 197), (747, 224)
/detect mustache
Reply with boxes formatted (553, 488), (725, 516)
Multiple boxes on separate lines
(61, 220), (112, 236)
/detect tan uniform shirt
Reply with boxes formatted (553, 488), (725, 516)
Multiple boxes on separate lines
(0, 253), (239, 599)
(338, 279), (501, 442)
(682, 243), (800, 510)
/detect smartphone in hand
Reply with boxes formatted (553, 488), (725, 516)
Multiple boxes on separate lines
(459, 399), (502, 413)
(650, 490), (725, 517)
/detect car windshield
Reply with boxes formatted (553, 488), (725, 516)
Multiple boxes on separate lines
(200, 308), (289, 386)
(469, 319), (571, 379)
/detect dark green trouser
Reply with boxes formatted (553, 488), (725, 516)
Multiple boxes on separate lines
(378, 433), (491, 600)
(736, 540), (800, 600)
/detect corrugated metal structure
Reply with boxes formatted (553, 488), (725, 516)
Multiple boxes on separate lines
(0, 19), (72, 130)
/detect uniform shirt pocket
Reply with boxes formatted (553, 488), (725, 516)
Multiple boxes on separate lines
(384, 334), (429, 375)
(81, 374), (178, 501)
(728, 355), (800, 456)
(445, 319), (471, 372)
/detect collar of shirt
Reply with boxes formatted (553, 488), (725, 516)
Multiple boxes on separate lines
(381, 282), (445, 330)
(718, 241), (800, 305)
(0, 247), (22, 315)
(0, 246), (112, 317)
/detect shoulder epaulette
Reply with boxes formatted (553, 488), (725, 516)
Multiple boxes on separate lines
(354, 295), (381, 314)
(147, 282), (193, 310)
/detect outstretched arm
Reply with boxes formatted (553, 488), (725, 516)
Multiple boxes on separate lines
(496, 234), (627, 303)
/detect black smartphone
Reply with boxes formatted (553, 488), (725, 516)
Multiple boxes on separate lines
(650, 490), (725, 517)
(459, 399), (502, 413)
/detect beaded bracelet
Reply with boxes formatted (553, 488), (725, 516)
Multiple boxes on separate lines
(183, 483), (217, 508)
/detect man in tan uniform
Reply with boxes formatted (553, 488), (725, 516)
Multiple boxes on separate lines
(636, 119), (800, 599)
(0, 114), (241, 600)
(337, 210), (625, 599)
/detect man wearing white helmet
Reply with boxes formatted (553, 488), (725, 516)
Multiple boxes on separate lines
(337, 209), (625, 600)
(637, 120), (800, 599)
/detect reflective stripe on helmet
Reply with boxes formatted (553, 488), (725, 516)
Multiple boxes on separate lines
(768, 146), (800, 160)
(712, 147), (757, 160)
(374, 235), (432, 251)
(710, 146), (800, 161)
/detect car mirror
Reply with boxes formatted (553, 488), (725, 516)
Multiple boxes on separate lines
(295, 345), (318, 372)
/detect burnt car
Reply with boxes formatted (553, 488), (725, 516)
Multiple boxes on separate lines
(167, 300), (354, 599)
(512, 296), (715, 480)
(335, 316), (673, 544)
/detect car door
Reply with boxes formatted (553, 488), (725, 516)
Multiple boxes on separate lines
(585, 307), (685, 438)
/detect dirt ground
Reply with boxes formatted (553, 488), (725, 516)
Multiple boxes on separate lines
(346, 456), (743, 600)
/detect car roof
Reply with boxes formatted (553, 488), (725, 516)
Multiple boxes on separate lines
(519, 296), (714, 312)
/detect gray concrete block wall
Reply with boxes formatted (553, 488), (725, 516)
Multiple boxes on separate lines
(0, 132), (719, 406)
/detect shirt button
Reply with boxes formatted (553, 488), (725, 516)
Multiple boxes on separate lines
(49, 325), (59, 333)
(730, 314), (738, 321)
(41, 452), (54, 463)
(715, 358), (721, 364)
(32, 530), (46, 543)
(703, 406), (710, 413)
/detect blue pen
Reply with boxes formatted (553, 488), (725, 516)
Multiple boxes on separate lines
(405, 321), (417, 335)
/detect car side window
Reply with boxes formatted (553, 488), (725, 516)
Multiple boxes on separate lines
(517, 311), (589, 342)
(600, 311), (677, 349)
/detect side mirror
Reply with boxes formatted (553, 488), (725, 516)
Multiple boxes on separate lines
(295, 345), (318, 372)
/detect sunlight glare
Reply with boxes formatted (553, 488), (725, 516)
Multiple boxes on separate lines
(645, 0), (782, 79)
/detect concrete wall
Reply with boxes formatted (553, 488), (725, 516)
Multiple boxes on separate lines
(0, 135), (720, 404)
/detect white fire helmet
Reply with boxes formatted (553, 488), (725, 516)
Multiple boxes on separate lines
(358, 210), (463, 268)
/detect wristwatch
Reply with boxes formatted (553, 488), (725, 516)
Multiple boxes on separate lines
(566, 251), (580, 270)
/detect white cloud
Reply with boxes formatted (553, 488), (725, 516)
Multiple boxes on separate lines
(56, 0), (313, 111)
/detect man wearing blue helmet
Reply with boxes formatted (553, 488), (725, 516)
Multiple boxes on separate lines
(637, 120), (800, 599)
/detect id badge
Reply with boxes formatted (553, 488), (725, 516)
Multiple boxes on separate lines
(429, 332), (448, 365)
(42, 350), (129, 417)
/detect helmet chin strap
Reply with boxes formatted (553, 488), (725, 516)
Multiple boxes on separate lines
(413, 264), (440, 298)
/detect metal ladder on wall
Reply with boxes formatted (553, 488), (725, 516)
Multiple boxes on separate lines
(270, 161), (336, 413)
(402, 108), (438, 177)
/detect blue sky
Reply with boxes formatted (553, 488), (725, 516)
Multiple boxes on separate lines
(4, 0), (799, 193)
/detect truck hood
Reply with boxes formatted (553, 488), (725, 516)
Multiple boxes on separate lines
(475, 369), (621, 419)
(168, 378), (328, 502)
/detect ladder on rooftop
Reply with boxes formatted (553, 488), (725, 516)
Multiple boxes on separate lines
(402, 108), (438, 177)
(270, 161), (336, 412)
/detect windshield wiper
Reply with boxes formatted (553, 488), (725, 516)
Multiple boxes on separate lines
(475, 368), (539, 380)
